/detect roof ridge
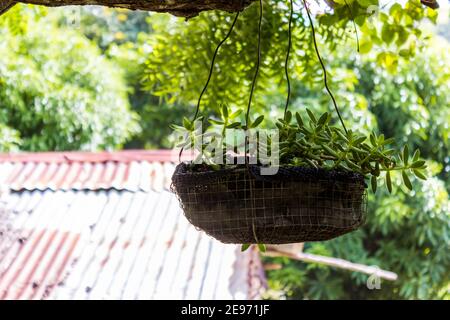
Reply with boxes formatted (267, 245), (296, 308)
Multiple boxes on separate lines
(0, 150), (182, 164)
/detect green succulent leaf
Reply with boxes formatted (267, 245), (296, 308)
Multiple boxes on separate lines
(371, 175), (377, 193)
(412, 149), (421, 162)
(251, 115), (264, 128)
(382, 137), (396, 146)
(375, 162), (380, 176)
(295, 112), (304, 126)
(170, 124), (185, 131)
(183, 117), (193, 131)
(410, 160), (426, 169)
(402, 170), (413, 190)
(306, 108), (317, 123)
(353, 136), (367, 145)
(323, 145), (339, 157)
(317, 112), (329, 126)
(306, 159), (318, 169)
(285, 111), (292, 123)
(230, 109), (242, 119)
(403, 145), (409, 166)
(221, 104), (229, 119)
(208, 119), (225, 125)
(241, 244), (251, 252)
(226, 122), (241, 129)
(344, 157), (360, 171)
(336, 129), (349, 142)
(386, 170), (392, 193)
(370, 133), (377, 147)
(413, 169), (427, 180)
(257, 243), (267, 253)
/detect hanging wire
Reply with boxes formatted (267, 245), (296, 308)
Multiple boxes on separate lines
(344, 0), (360, 53)
(244, 0), (263, 167)
(179, 12), (240, 161)
(246, 0), (264, 246)
(245, 0), (263, 129)
(192, 12), (241, 121)
(301, 0), (348, 134)
(283, 0), (294, 119)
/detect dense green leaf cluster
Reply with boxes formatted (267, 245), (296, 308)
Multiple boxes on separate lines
(0, 5), (139, 151)
(278, 110), (427, 192)
(176, 105), (428, 194)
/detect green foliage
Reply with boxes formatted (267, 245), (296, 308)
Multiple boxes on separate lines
(241, 243), (267, 253)
(349, 0), (439, 71)
(172, 104), (266, 166)
(142, 2), (313, 112)
(356, 39), (450, 187)
(149, 1), (447, 299)
(142, 1), (434, 113)
(0, 124), (21, 152)
(56, 7), (152, 50)
(69, 7), (190, 149)
(0, 5), (139, 151)
(175, 104), (427, 194)
(276, 109), (427, 193)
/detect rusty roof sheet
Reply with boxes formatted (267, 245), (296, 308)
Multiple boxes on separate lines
(0, 150), (189, 192)
(0, 151), (266, 300)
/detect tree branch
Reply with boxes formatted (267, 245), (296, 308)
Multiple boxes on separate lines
(0, 0), (14, 15)
(0, 0), (255, 18)
(265, 247), (398, 281)
(1, 0), (439, 19)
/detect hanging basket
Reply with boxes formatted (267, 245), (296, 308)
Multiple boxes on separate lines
(171, 163), (367, 244)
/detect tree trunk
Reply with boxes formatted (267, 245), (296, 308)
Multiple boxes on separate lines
(0, 0), (255, 18)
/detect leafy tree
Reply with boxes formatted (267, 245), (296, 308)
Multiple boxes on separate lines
(357, 41), (450, 187)
(0, 5), (139, 151)
(106, 34), (192, 149)
(66, 7), (190, 148)
(63, 7), (152, 50)
(141, 0), (437, 113)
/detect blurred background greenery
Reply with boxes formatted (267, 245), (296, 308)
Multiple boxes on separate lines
(0, 0), (448, 299)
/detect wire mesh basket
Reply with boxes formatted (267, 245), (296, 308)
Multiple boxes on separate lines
(171, 163), (367, 244)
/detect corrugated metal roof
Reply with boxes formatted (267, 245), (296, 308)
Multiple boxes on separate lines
(0, 150), (190, 192)
(0, 151), (266, 300)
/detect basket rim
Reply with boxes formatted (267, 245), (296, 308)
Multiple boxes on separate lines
(172, 162), (367, 186)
